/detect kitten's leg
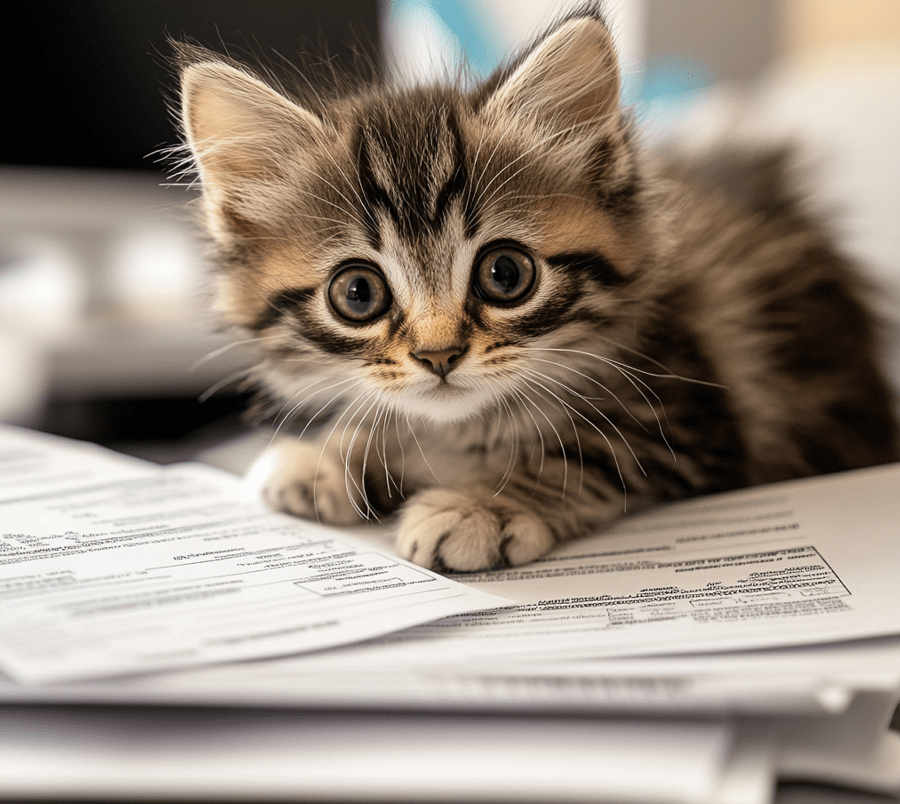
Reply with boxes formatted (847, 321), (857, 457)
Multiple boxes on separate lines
(246, 435), (369, 525)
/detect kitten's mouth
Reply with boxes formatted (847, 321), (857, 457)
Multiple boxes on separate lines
(399, 379), (493, 423)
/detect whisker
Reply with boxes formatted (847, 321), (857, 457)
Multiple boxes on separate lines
(493, 395), (521, 497)
(472, 123), (515, 207)
(304, 169), (369, 230)
(372, 402), (389, 500)
(308, 387), (370, 523)
(521, 367), (640, 485)
(320, 145), (370, 212)
(312, 389), (375, 523)
(523, 365), (639, 451)
(340, 392), (382, 521)
(518, 372), (586, 495)
(596, 335), (727, 388)
(375, 404), (398, 500)
(273, 377), (361, 444)
(394, 411), (408, 495)
(509, 387), (547, 481)
(406, 414), (440, 482)
(361, 400), (387, 505)
(198, 367), (255, 404)
(597, 361), (677, 467)
(476, 117), (603, 209)
(516, 378), (573, 497)
(274, 375), (352, 426)
(525, 345), (677, 464)
(529, 346), (723, 386)
(525, 354), (648, 432)
(190, 335), (283, 372)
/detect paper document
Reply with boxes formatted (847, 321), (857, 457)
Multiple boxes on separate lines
(6, 633), (896, 717)
(288, 461), (900, 668)
(3, 423), (900, 688)
(0, 427), (506, 684)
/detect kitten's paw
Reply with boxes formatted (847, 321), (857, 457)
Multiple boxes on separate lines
(396, 488), (556, 571)
(246, 440), (365, 525)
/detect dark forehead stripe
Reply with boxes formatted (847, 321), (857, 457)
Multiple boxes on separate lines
(355, 96), (474, 240)
(546, 251), (630, 287)
(356, 134), (399, 251)
(432, 109), (479, 237)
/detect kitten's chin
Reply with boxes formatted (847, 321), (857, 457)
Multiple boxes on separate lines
(395, 386), (494, 424)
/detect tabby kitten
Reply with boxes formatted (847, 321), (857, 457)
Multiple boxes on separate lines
(177, 9), (898, 572)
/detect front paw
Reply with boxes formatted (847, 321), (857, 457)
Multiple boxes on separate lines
(396, 488), (556, 572)
(246, 439), (366, 525)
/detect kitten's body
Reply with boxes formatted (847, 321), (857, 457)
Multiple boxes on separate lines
(179, 9), (898, 571)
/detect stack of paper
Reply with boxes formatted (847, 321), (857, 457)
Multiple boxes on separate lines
(1, 423), (898, 803)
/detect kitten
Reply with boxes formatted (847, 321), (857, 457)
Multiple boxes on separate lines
(176, 8), (899, 572)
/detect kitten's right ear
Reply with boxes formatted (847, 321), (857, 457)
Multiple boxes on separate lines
(180, 60), (327, 233)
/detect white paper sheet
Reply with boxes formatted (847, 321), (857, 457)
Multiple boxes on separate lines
(0, 427), (506, 684)
(4, 423), (900, 693)
(0, 424), (153, 499)
(283, 463), (900, 669)
(5, 636), (897, 717)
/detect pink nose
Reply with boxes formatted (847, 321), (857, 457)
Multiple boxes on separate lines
(411, 346), (466, 379)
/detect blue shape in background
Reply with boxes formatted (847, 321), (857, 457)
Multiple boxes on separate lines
(391, 0), (505, 78)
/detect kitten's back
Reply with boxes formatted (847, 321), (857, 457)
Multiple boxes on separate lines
(655, 146), (899, 482)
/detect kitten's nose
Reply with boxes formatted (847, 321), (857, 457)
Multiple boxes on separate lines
(411, 346), (466, 379)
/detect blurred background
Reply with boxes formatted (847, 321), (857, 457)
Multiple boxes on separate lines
(1, 0), (898, 467)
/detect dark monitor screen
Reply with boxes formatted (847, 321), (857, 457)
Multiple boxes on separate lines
(3, 0), (382, 172)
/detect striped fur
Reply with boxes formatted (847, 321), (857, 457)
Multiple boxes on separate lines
(178, 9), (898, 571)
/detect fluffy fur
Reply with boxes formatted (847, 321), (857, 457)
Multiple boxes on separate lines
(177, 8), (899, 572)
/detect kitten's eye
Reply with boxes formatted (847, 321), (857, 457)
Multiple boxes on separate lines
(328, 264), (392, 323)
(473, 245), (536, 304)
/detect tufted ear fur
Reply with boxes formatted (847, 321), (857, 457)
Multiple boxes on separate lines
(180, 60), (329, 236)
(481, 15), (622, 141)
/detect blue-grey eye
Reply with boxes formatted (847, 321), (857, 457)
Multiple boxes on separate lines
(473, 245), (536, 304)
(328, 264), (392, 322)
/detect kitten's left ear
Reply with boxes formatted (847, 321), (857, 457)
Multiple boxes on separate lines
(482, 14), (621, 137)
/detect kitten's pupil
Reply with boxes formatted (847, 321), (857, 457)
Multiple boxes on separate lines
(347, 276), (371, 310)
(491, 256), (520, 294)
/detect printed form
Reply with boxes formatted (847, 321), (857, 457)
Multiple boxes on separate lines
(0, 427), (506, 684)
(290, 460), (900, 670)
(2, 424), (900, 686)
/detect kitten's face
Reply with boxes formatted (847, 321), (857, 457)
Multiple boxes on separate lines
(181, 18), (646, 424)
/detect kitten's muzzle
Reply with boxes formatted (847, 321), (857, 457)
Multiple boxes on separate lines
(411, 345), (467, 380)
